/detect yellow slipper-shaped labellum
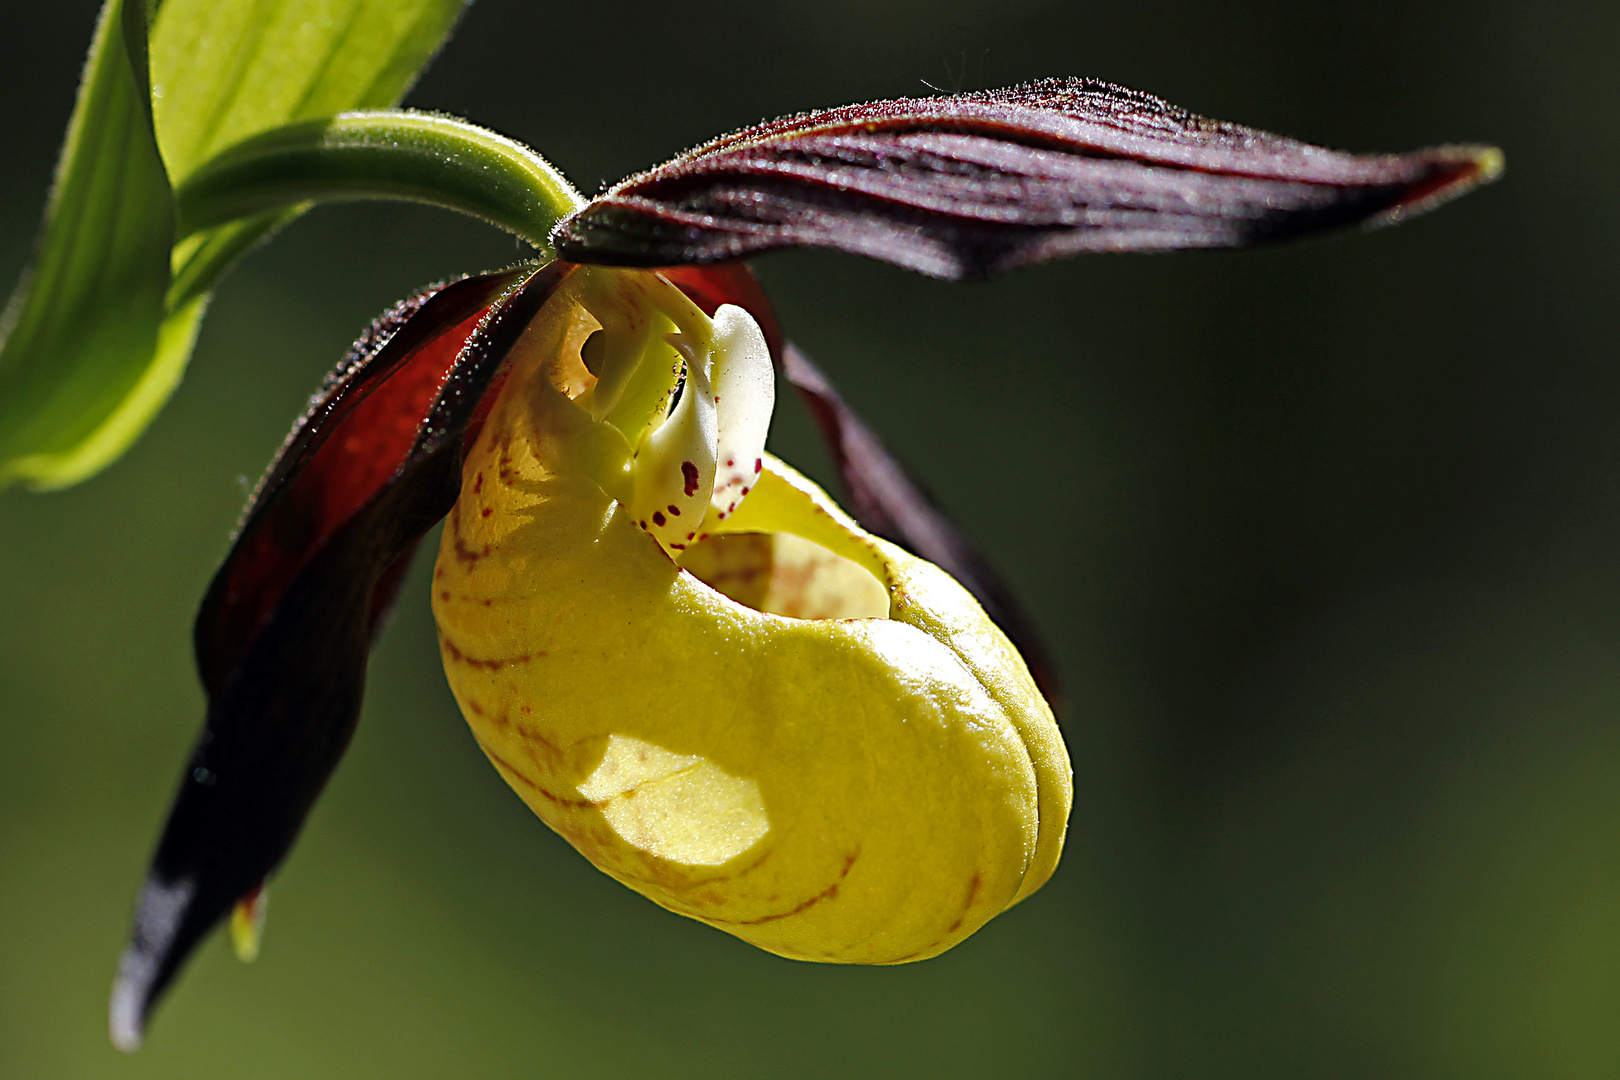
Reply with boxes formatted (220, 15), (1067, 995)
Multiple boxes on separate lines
(432, 267), (1071, 963)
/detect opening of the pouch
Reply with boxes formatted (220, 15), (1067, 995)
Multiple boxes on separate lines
(679, 532), (890, 620)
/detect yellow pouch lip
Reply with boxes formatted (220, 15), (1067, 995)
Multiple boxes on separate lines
(433, 270), (1070, 962)
(704, 456), (1071, 905)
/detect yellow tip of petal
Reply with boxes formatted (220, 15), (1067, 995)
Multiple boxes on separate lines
(229, 888), (267, 963)
(1366, 144), (1505, 230)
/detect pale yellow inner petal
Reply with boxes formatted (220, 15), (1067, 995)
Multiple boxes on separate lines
(679, 532), (890, 620)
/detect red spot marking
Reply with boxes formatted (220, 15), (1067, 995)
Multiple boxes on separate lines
(667, 504), (681, 516)
(714, 850), (859, 926)
(472, 472), (484, 495)
(726, 459), (734, 467)
(639, 520), (648, 530)
(481, 506), (492, 518)
(653, 511), (667, 527)
(497, 444), (520, 487)
(441, 635), (543, 672)
(686, 532), (696, 540)
(681, 461), (700, 497)
(452, 535), (491, 566)
(439, 590), (451, 601)
(670, 543), (685, 550)
(699, 533), (709, 540)
(740, 487), (750, 496)
(946, 872), (982, 933)
(754, 457), (762, 473)
(482, 598), (493, 607)
(482, 746), (595, 808)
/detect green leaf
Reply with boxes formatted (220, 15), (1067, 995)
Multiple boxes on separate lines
(147, 0), (474, 300)
(0, 0), (471, 491)
(150, 0), (470, 182)
(0, 0), (176, 490)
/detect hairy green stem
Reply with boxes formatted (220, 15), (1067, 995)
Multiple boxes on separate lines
(174, 110), (585, 255)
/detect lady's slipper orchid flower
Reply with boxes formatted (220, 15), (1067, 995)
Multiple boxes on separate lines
(107, 78), (1500, 1048)
(435, 264), (1068, 965)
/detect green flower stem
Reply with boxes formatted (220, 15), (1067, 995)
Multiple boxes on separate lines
(174, 110), (585, 255)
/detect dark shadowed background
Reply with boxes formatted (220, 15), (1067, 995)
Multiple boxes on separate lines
(3, 1), (1616, 1076)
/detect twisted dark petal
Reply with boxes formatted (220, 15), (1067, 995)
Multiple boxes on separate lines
(662, 265), (1062, 709)
(555, 77), (1502, 280)
(110, 261), (574, 1050)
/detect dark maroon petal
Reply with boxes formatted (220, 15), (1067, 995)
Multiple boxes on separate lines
(111, 261), (576, 1049)
(662, 264), (1062, 709)
(554, 77), (1502, 279)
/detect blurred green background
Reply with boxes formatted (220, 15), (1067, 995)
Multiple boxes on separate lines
(3, 0), (1617, 1076)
